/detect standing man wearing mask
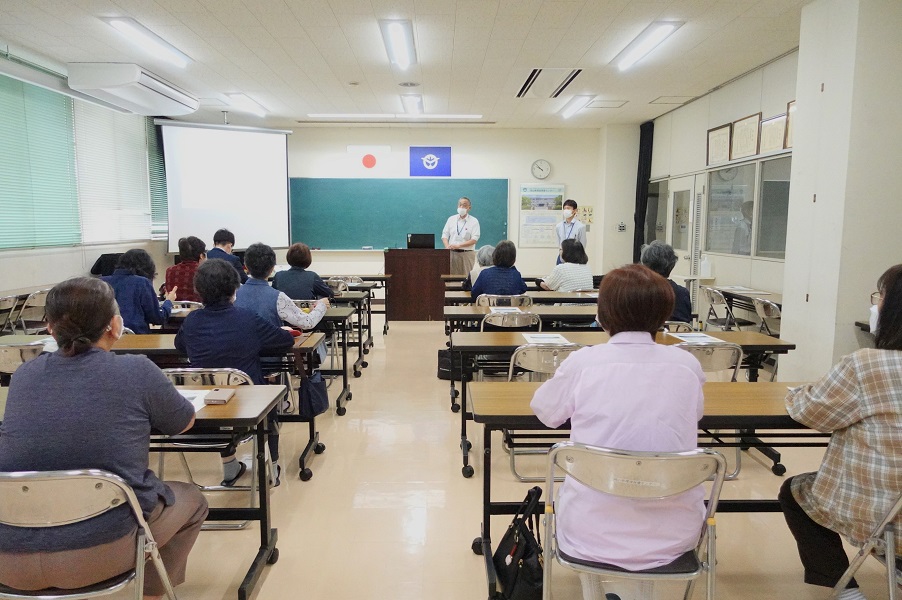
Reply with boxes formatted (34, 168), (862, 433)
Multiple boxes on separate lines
(442, 197), (481, 275)
(556, 199), (587, 265)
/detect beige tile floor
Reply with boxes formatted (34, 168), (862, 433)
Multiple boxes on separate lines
(146, 320), (892, 600)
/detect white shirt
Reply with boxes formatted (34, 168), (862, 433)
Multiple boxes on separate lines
(531, 332), (706, 570)
(555, 218), (587, 248)
(542, 262), (593, 292)
(442, 214), (480, 247)
(869, 304), (880, 333)
(276, 292), (326, 329)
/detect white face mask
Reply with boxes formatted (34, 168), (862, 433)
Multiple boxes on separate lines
(457, 207), (468, 217)
(563, 209), (574, 219)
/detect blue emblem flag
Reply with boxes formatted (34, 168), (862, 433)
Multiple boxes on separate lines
(409, 146), (451, 177)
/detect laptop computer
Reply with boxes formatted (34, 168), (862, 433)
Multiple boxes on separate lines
(407, 233), (435, 249)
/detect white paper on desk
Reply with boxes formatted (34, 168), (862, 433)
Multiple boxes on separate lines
(36, 337), (57, 353)
(667, 333), (722, 343)
(522, 333), (569, 344)
(490, 306), (522, 313)
(179, 390), (209, 413)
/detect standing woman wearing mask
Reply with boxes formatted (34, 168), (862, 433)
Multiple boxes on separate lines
(556, 199), (587, 265)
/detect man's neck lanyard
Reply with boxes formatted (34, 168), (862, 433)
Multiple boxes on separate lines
(457, 217), (467, 237)
(564, 221), (575, 239)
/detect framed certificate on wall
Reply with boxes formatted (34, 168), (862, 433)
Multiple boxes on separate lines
(759, 114), (787, 154)
(706, 124), (731, 166)
(730, 112), (761, 160)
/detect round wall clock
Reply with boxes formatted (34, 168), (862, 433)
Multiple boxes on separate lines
(531, 159), (551, 180)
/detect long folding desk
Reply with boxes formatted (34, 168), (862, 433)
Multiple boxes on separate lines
(314, 307), (356, 412)
(445, 290), (599, 306)
(444, 305), (596, 334)
(330, 291), (372, 374)
(449, 330), (797, 477)
(322, 275), (391, 335)
(468, 380), (827, 599)
(714, 286), (783, 313)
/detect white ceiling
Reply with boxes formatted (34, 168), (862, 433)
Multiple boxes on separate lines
(0, 0), (808, 129)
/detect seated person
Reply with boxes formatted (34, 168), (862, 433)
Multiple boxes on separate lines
(779, 264), (902, 600)
(165, 236), (206, 302)
(103, 248), (178, 333)
(531, 264), (705, 600)
(206, 228), (248, 283)
(175, 259), (295, 486)
(272, 242), (334, 299)
(462, 245), (495, 292)
(541, 239), (593, 292)
(640, 240), (692, 324)
(0, 278), (207, 600)
(470, 240), (528, 300)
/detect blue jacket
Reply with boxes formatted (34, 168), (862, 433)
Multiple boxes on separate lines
(471, 266), (528, 300)
(174, 302), (294, 384)
(272, 267), (333, 300)
(669, 279), (692, 324)
(234, 278), (281, 327)
(207, 247), (248, 283)
(102, 269), (172, 334)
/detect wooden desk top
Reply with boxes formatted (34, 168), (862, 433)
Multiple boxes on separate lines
(469, 381), (808, 429)
(445, 290), (598, 304)
(450, 330), (796, 353)
(331, 291), (369, 302)
(322, 307), (355, 320)
(181, 385), (285, 428)
(444, 305), (596, 320)
(322, 275), (390, 283)
(110, 332), (325, 355)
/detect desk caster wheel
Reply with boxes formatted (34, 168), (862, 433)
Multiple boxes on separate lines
(451, 403), (461, 413)
(451, 389), (460, 399)
(363, 348), (369, 355)
(772, 463), (787, 476)
(300, 468), (313, 481)
(462, 465), (474, 478)
(353, 370), (362, 378)
(336, 406), (347, 416)
(361, 361), (368, 368)
(460, 440), (472, 451)
(314, 442), (326, 454)
(267, 548), (280, 564)
(472, 537), (483, 555)
(383, 325), (389, 335)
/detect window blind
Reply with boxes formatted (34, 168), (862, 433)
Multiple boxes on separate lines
(0, 74), (80, 249)
(73, 100), (151, 243)
(146, 119), (168, 240)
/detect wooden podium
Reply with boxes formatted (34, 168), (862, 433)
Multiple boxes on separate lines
(385, 249), (450, 321)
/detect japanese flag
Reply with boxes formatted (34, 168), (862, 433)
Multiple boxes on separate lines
(347, 145), (391, 171)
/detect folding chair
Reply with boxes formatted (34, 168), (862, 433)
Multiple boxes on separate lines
(0, 296), (18, 335)
(326, 279), (349, 295)
(293, 299), (336, 390)
(0, 343), (43, 387)
(475, 294), (533, 307)
(542, 443), (727, 600)
(504, 343), (584, 482)
(329, 276), (364, 285)
(475, 312), (542, 380)
(701, 287), (755, 331)
(9, 289), (50, 335)
(664, 321), (695, 333)
(159, 368), (258, 531)
(172, 301), (203, 310)
(753, 297), (782, 336)
(832, 491), (902, 600)
(0, 469), (178, 600)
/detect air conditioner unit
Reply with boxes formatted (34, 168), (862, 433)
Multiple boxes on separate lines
(67, 63), (198, 116)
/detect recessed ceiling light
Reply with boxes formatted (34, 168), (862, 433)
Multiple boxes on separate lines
(615, 21), (684, 71)
(559, 95), (595, 119)
(399, 82), (420, 88)
(401, 94), (423, 115)
(101, 17), (191, 68)
(379, 20), (417, 70)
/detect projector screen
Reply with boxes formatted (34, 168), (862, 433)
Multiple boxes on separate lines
(160, 124), (289, 253)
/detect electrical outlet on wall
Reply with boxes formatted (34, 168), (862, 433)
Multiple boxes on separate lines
(617, 221), (627, 232)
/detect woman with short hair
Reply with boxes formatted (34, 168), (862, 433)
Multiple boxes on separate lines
(779, 264), (902, 600)
(462, 245), (495, 292)
(540, 239), (593, 292)
(164, 236), (207, 302)
(103, 249), (177, 333)
(0, 278), (207, 599)
(272, 242), (334, 300)
(530, 264), (706, 600)
(640, 240), (692, 323)
(470, 240), (528, 300)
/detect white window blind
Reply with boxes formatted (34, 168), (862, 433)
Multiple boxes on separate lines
(0, 74), (80, 249)
(73, 101), (151, 243)
(146, 119), (168, 240)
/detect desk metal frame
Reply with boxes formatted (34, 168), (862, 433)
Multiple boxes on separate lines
(314, 308), (355, 415)
(332, 291), (372, 377)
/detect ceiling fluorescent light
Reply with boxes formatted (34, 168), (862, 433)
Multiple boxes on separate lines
(379, 20), (417, 70)
(403, 114), (483, 119)
(559, 95), (594, 119)
(101, 17), (191, 68)
(616, 21), (683, 71)
(227, 93), (267, 117)
(400, 94), (423, 114)
(307, 114), (397, 119)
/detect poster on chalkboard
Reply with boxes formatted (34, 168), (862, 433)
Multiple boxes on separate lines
(410, 146), (451, 177)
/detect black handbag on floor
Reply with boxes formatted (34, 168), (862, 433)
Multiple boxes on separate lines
(298, 371), (329, 420)
(493, 486), (544, 600)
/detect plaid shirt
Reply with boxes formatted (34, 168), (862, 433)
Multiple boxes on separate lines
(164, 260), (201, 302)
(787, 348), (902, 545)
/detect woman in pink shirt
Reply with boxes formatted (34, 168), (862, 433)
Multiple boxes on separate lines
(531, 264), (706, 600)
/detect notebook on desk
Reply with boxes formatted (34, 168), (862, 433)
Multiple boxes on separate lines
(407, 233), (435, 249)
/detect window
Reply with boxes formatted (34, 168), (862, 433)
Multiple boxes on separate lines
(756, 156), (791, 259)
(0, 74), (80, 250)
(705, 164), (757, 255)
(73, 100), (151, 243)
(644, 180), (668, 246)
(147, 120), (168, 240)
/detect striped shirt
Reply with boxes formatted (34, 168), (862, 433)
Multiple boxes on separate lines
(787, 348), (902, 545)
(542, 262), (593, 292)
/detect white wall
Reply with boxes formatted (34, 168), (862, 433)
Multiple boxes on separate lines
(287, 127), (618, 278)
(598, 124), (641, 272)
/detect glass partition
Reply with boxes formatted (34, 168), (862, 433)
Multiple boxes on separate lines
(644, 180), (668, 246)
(756, 156), (791, 259)
(671, 189), (691, 251)
(705, 164), (757, 255)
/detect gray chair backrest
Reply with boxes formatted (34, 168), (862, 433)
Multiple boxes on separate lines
(480, 312), (542, 331)
(675, 341), (743, 381)
(475, 294), (533, 307)
(508, 343), (584, 381)
(0, 296), (18, 332)
(0, 344), (44, 376)
(664, 321), (694, 333)
(0, 469), (140, 529)
(702, 287), (726, 306)
(330, 276), (363, 285)
(292, 299), (318, 310)
(753, 297), (781, 334)
(172, 300), (203, 310)
(162, 367), (253, 387)
(326, 279), (349, 294)
(11, 289), (50, 332)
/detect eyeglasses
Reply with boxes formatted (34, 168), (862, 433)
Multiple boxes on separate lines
(871, 291), (883, 305)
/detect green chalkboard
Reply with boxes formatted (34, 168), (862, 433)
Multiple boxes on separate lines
(289, 178), (508, 250)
